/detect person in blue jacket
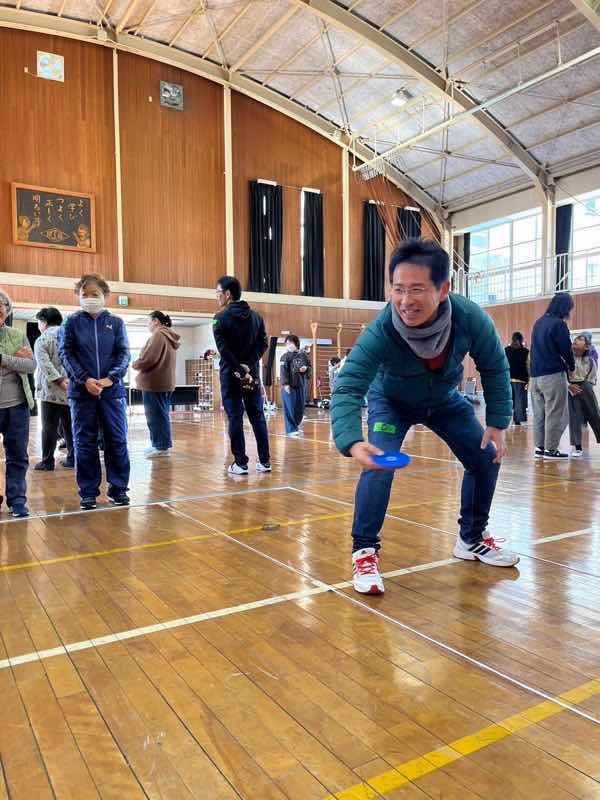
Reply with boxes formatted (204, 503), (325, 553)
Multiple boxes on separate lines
(58, 274), (131, 510)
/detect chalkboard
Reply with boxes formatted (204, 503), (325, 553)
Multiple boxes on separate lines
(12, 183), (95, 252)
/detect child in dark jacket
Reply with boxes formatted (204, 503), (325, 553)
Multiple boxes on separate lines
(58, 274), (131, 510)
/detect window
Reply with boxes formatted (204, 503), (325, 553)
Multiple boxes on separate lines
(466, 210), (542, 305)
(570, 192), (600, 290)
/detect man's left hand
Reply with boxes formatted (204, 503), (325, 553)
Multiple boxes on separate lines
(480, 426), (506, 464)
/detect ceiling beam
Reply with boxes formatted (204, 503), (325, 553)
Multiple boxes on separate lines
(356, 46), (600, 175)
(230, 7), (299, 74)
(115, 0), (143, 34)
(0, 5), (443, 225)
(293, 0), (549, 190)
(569, 0), (600, 32)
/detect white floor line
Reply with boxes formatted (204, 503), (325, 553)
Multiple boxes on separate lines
(165, 505), (600, 727)
(0, 558), (457, 672)
(526, 528), (596, 545)
(0, 484), (291, 525)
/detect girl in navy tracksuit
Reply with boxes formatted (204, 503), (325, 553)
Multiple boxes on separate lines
(58, 274), (131, 510)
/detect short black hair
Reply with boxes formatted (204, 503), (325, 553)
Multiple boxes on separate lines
(511, 331), (524, 346)
(150, 310), (172, 327)
(285, 334), (300, 349)
(388, 238), (450, 288)
(217, 275), (241, 301)
(36, 307), (63, 326)
(330, 356), (341, 365)
(546, 291), (573, 319)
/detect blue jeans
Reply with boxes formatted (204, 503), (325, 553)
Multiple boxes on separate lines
(70, 395), (130, 499)
(143, 391), (172, 450)
(352, 391), (500, 552)
(0, 403), (29, 508)
(221, 380), (270, 467)
(282, 384), (305, 433)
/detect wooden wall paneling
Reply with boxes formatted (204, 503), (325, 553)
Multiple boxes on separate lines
(118, 53), (225, 288)
(348, 171), (437, 301)
(0, 29), (117, 279)
(232, 93), (342, 298)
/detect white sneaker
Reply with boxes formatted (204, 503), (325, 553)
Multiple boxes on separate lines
(256, 462), (272, 472)
(352, 548), (385, 594)
(453, 534), (519, 567)
(145, 447), (171, 459)
(571, 447), (583, 458)
(228, 462), (249, 475)
(287, 431), (301, 438)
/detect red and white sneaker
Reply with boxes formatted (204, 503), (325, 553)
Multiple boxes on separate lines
(352, 548), (385, 594)
(453, 533), (519, 567)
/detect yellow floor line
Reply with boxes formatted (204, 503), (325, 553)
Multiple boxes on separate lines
(323, 679), (600, 800)
(0, 498), (442, 573)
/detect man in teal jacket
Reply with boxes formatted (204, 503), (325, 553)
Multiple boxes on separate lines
(331, 239), (518, 595)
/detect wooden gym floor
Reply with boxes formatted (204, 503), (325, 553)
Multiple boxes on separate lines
(0, 407), (599, 799)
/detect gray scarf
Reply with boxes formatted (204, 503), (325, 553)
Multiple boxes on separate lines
(391, 299), (452, 359)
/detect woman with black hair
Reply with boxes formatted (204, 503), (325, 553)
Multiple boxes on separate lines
(530, 292), (575, 460)
(132, 311), (180, 458)
(504, 331), (529, 426)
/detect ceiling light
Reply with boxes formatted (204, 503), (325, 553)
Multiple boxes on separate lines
(391, 88), (413, 108)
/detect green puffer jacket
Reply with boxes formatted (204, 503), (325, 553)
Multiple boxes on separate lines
(331, 293), (511, 455)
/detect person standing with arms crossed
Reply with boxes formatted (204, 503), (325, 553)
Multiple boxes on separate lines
(213, 276), (271, 475)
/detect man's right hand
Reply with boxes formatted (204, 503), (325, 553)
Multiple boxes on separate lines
(283, 385), (291, 394)
(85, 378), (103, 397)
(349, 441), (384, 470)
(569, 383), (584, 396)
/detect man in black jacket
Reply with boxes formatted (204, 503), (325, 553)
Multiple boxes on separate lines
(213, 276), (271, 474)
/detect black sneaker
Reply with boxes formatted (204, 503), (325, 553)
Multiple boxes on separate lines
(80, 497), (97, 510)
(534, 447), (545, 459)
(10, 505), (29, 518)
(34, 461), (54, 471)
(61, 459), (75, 469)
(109, 493), (130, 506)
(544, 449), (569, 460)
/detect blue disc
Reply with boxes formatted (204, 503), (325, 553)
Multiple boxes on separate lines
(370, 451), (411, 470)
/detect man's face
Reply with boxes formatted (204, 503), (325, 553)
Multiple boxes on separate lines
(215, 285), (229, 308)
(390, 263), (450, 328)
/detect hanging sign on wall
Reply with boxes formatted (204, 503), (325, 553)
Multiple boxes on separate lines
(11, 183), (96, 253)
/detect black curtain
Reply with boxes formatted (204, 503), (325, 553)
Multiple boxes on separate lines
(398, 207), (421, 240)
(363, 202), (385, 301)
(249, 181), (283, 293)
(555, 203), (573, 291)
(463, 232), (470, 271)
(303, 191), (324, 297)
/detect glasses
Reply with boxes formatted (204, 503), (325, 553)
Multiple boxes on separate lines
(392, 286), (431, 298)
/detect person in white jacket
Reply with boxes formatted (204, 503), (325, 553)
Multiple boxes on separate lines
(34, 307), (74, 470)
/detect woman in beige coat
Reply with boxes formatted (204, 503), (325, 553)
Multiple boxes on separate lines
(132, 311), (180, 458)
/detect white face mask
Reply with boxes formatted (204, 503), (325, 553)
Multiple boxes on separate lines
(286, 343), (296, 352)
(80, 297), (104, 316)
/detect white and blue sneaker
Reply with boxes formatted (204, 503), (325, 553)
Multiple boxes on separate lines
(453, 534), (519, 567)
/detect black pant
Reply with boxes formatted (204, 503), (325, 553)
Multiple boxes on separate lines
(568, 381), (600, 446)
(511, 382), (528, 423)
(40, 401), (73, 466)
(221, 380), (270, 467)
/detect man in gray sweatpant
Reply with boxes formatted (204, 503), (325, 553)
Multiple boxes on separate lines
(529, 292), (575, 460)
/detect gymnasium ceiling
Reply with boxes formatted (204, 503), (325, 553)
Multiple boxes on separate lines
(3, 0), (600, 218)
